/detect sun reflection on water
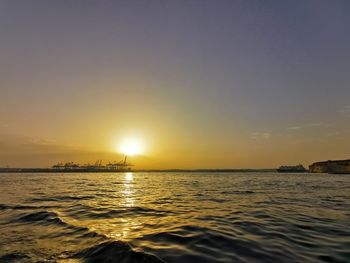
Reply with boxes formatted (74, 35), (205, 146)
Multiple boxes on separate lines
(122, 172), (134, 208)
(117, 172), (139, 238)
(125, 172), (133, 181)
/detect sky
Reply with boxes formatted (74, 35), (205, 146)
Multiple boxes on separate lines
(0, 0), (350, 168)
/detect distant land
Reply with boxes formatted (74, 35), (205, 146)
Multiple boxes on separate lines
(0, 159), (349, 174)
(309, 159), (350, 174)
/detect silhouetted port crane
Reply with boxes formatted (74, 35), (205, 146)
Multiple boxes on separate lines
(116, 155), (133, 171)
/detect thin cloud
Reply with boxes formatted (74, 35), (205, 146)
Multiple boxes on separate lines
(250, 132), (271, 140)
(287, 126), (302, 130)
(262, 133), (271, 139)
(0, 134), (70, 154)
(309, 123), (322, 127)
(325, 131), (340, 137)
(339, 105), (350, 114)
(287, 122), (327, 131)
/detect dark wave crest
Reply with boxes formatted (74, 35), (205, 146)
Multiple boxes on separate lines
(14, 210), (107, 240)
(0, 252), (29, 262)
(65, 205), (173, 220)
(0, 203), (59, 211)
(17, 211), (65, 225)
(11, 210), (166, 262)
(74, 241), (165, 263)
(30, 194), (95, 202)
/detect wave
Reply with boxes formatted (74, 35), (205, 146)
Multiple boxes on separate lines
(220, 190), (255, 195)
(12, 210), (166, 262)
(17, 210), (66, 225)
(14, 210), (107, 240)
(0, 252), (29, 262)
(73, 241), (165, 263)
(65, 205), (173, 220)
(0, 203), (59, 211)
(133, 224), (310, 263)
(30, 194), (95, 202)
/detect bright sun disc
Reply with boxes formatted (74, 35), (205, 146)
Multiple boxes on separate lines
(118, 138), (143, 156)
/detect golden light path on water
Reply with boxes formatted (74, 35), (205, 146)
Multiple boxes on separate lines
(104, 172), (139, 240)
(64, 172), (142, 241)
(118, 172), (136, 239)
(122, 172), (134, 207)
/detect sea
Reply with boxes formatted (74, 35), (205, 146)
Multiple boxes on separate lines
(0, 172), (349, 263)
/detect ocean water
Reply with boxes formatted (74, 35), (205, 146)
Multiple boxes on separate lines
(0, 172), (349, 263)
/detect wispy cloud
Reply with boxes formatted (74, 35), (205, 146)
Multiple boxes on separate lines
(339, 105), (350, 114)
(250, 132), (271, 140)
(262, 133), (271, 139)
(0, 134), (66, 154)
(309, 122), (322, 127)
(286, 122), (328, 131)
(325, 131), (341, 137)
(287, 126), (302, 130)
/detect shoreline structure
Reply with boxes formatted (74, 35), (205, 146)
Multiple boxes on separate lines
(309, 159), (350, 174)
(0, 159), (349, 174)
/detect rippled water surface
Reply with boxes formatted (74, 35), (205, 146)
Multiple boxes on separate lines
(0, 172), (349, 262)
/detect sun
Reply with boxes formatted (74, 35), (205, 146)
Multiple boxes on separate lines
(118, 138), (143, 156)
